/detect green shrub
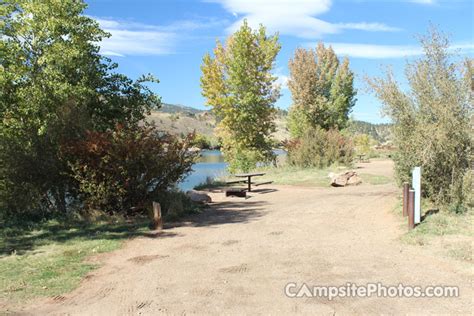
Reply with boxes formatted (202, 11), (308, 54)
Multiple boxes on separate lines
(192, 133), (213, 149)
(152, 190), (200, 220)
(367, 28), (472, 212)
(285, 127), (354, 168)
(64, 125), (197, 215)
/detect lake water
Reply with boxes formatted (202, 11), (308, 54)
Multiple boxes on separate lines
(178, 149), (286, 191)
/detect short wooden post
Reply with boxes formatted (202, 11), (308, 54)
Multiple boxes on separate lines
(152, 201), (163, 230)
(408, 190), (415, 230)
(402, 182), (409, 217)
(247, 176), (251, 192)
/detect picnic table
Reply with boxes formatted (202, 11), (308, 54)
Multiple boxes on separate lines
(234, 172), (265, 192)
(357, 154), (366, 162)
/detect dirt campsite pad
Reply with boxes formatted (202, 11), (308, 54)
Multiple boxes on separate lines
(20, 160), (473, 314)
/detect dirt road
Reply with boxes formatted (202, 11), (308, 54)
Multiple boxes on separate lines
(27, 160), (472, 314)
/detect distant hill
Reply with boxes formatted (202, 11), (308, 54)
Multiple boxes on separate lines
(146, 104), (216, 139)
(147, 104), (391, 144)
(158, 103), (206, 115)
(347, 120), (392, 143)
(146, 103), (290, 143)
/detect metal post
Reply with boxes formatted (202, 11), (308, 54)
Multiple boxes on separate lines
(408, 190), (415, 230)
(248, 176), (251, 192)
(402, 182), (409, 217)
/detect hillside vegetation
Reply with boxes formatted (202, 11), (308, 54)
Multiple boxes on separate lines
(146, 104), (290, 144)
(147, 104), (391, 145)
(347, 120), (392, 143)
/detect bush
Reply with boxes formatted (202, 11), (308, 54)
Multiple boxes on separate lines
(285, 127), (354, 168)
(367, 28), (472, 212)
(63, 125), (197, 215)
(152, 190), (200, 221)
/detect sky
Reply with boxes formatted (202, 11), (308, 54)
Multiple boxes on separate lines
(85, 0), (474, 123)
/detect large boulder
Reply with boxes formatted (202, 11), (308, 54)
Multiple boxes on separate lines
(186, 190), (212, 203)
(330, 171), (362, 187)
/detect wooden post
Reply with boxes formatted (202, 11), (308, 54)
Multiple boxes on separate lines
(247, 176), (251, 192)
(408, 190), (415, 230)
(402, 182), (409, 217)
(152, 201), (163, 230)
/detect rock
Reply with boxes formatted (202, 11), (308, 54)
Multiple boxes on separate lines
(330, 171), (362, 187)
(188, 147), (201, 153)
(186, 190), (212, 203)
(347, 173), (362, 186)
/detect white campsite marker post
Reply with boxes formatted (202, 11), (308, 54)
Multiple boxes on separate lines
(412, 167), (421, 224)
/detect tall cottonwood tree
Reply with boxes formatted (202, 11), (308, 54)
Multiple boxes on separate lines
(200, 20), (281, 172)
(0, 0), (159, 218)
(367, 28), (472, 212)
(287, 43), (356, 137)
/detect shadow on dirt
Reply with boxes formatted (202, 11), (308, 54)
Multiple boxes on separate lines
(166, 199), (268, 228)
(2, 198), (269, 256)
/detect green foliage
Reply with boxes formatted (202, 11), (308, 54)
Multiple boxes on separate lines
(353, 133), (372, 155)
(63, 125), (197, 215)
(367, 27), (472, 212)
(153, 190), (201, 221)
(287, 43), (356, 136)
(286, 106), (307, 140)
(285, 127), (354, 168)
(200, 20), (281, 172)
(0, 0), (160, 220)
(192, 133), (212, 149)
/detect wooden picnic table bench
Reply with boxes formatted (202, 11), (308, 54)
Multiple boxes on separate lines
(234, 172), (266, 192)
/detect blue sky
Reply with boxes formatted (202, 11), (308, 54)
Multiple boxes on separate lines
(85, 0), (473, 123)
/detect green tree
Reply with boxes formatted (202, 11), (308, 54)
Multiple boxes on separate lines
(0, 0), (159, 219)
(367, 28), (472, 212)
(287, 43), (356, 137)
(200, 20), (281, 172)
(353, 134), (372, 155)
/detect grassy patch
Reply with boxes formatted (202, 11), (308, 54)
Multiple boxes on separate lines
(358, 173), (393, 185)
(194, 165), (394, 189)
(256, 165), (346, 187)
(195, 165), (351, 189)
(0, 219), (149, 304)
(400, 204), (473, 262)
(403, 210), (473, 240)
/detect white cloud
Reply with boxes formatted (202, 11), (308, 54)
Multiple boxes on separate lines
(275, 74), (289, 89)
(309, 42), (474, 59)
(207, 0), (401, 38)
(101, 51), (125, 57)
(96, 18), (176, 56)
(273, 67), (289, 89)
(326, 43), (422, 59)
(94, 17), (227, 56)
(336, 23), (401, 32)
(409, 0), (435, 4)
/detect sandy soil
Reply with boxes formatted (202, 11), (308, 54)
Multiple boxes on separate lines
(22, 160), (472, 315)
